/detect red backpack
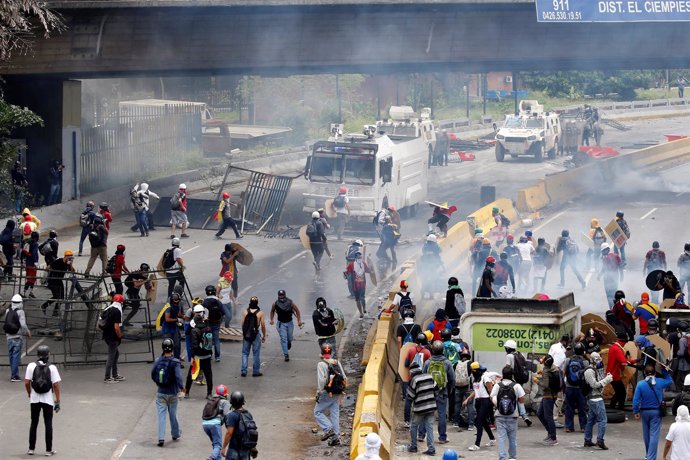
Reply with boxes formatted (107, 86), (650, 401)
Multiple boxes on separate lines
(431, 321), (446, 341)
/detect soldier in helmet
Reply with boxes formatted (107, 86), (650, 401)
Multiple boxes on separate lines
(25, 345), (60, 456)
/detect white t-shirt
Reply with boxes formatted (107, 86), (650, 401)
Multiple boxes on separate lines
(516, 242), (535, 262)
(490, 379), (526, 417)
(666, 422), (690, 460)
(219, 283), (233, 304)
(25, 361), (61, 405)
(548, 343), (567, 370)
(335, 195), (349, 215)
(393, 291), (415, 307)
(472, 373), (494, 399)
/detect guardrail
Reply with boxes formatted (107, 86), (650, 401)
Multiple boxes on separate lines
(349, 133), (690, 459)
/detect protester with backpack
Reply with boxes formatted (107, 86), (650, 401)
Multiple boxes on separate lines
(672, 375), (690, 415)
(241, 297), (266, 378)
(402, 333), (431, 428)
(221, 391), (259, 460)
(184, 305), (215, 398)
(453, 351), (474, 430)
(677, 243), (690, 295)
(613, 210), (630, 264)
(490, 365), (526, 460)
(203, 285), (226, 363)
(407, 361), (438, 455)
(330, 186), (350, 240)
(151, 338), (183, 447)
(583, 351), (613, 450)
(170, 183), (190, 239)
(345, 251), (372, 319)
(563, 342), (588, 432)
(307, 211), (326, 271)
(39, 230), (59, 265)
(586, 218), (607, 271)
(427, 309), (452, 342)
(83, 214), (109, 277)
(202, 384), (232, 459)
(344, 240), (363, 296)
(396, 309), (421, 351)
(422, 340), (456, 445)
(123, 263), (150, 326)
(24, 345), (60, 456)
(5, 294), (31, 382)
(216, 271), (236, 328)
(444, 277), (465, 328)
(269, 289), (304, 362)
(645, 241), (667, 303)
(392, 280), (415, 317)
(537, 354), (562, 446)
(493, 252), (516, 295)
(102, 294), (125, 384)
(315, 342), (347, 446)
(162, 292), (184, 362)
(162, 238), (185, 301)
(0, 219), (16, 281)
(633, 364), (674, 460)
(515, 235), (534, 292)
(503, 340), (533, 426)
(557, 229), (587, 290)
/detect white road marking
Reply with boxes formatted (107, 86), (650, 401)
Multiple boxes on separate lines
(22, 337), (46, 358)
(278, 250), (308, 269)
(534, 211), (566, 232)
(181, 245), (199, 255)
(238, 284), (254, 297)
(111, 440), (130, 460)
(676, 192), (686, 197)
(640, 208), (657, 220)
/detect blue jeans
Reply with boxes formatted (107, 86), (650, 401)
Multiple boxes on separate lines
(48, 183), (60, 205)
(410, 412), (435, 453)
(537, 397), (556, 440)
(401, 381), (412, 423)
(641, 410), (662, 460)
(584, 398), (607, 443)
(136, 209), (148, 235)
(314, 393), (340, 435)
(78, 226), (90, 255)
(565, 386), (587, 430)
(211, 322), (221, 359)
(454, 387), (474, 427)
(276, 320), (294, 357)
(222, 302), (233, 327)
(7, 337), (22, 379)
(203, 423), (222, 460)
(241, 335), (261, 375)
(156, 393), (180, 441)
(614, 243), (626, 263)
(183, 324), (192, 362)
(496, 416), (518, 460)
(436, 393), (448, 441)
(225, 449), (250, 460)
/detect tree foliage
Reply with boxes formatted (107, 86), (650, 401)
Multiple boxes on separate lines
(521, 70), (658, 100)
(0, 0), (64, 61)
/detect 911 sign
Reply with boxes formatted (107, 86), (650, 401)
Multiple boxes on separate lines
(536, 0), (690, 22)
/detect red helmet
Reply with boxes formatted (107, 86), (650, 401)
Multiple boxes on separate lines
(113, 294), (124, 303)
(506, 234), (514, 241)
(216, 384), (228, 397)
(400, 280), (408, 288)
(339, 186), (347, 193)
(222, 192), (230, 199)
(486, 256), (496, 264)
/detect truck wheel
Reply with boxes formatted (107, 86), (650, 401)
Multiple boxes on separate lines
(534, 142), (544, 162)
(495, 144), (505, 162)
(548, 138), (558, 160)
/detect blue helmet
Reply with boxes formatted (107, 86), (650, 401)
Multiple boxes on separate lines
(442, 449), (459, 460)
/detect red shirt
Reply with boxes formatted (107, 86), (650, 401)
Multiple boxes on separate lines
(606, 340), (628, 381)
(113, 254), (126, 276)
(405, 345), (431, 368)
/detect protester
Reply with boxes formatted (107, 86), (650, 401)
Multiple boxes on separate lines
(611, 290), (635, 339)
(314, 342), (347, 447)
(123, 263), (149, 326)
(354, 432), (382, 460)
(170, 184), (189, 239)
(102, 294), (125, 383)
(151, 338), (183, 447)
(396, 310), (421, 351)
(221, 391), (258, 460)
(241, 296), (266, 377)
(427, 309), (452, 342)
(78, 201), (96, 256)
(644, 241), (668, 303)
(490, 365), (526, 460)
(203, 285), (225, 362)
(407, 361), (437, 455)
(672, 375), (690, 415)
(463, 361), (496, 451)
(307, 211), (326, 271)
(344, 240), (363, 296)
(331, 186), (350, 240)
(584, 352), (613, 450)
(215, 192), (242, 239)
(453, 351), (474, 430)
(633, 365), (673, 460)
(269, 290), (304, 362)
(84, 214), (108, 277)
(1, 219), (16, 280)
(161, 293), (184, 362)
(25, 345), (60, 456)
(402, 333), (431, 428)
(503, 340), (533, 426)
(110, 244), (130, 296)
(202, 384), (232, 459)
(5, 294), (31, 382)
(41, 250), (76, 318)
(163, 238), (185, 301)
(477, 256), (496, 298)
(563, 342), (588, 432)
(216, 271), (235, 327)
(312, 297), (338, 359)
(607, 332), (630, 410)
(445, 277), (465, 328)
(345, 251), (371, 319)
(184, 304), (214, 398)
(613, 210), (630, 264)
(533, 237), (553, 291)
(677, 243), (690, 294)
(664, 404), (690, 460)
(493, 252), (516, 295)
(219, 243), (240, 297)
(423, 340), (455, 445)
(393, 280), (416, 319)
(21, 231), (39, 298)
(537, 354), (562, 446)
(515, 235), (534, 292)
(557, 230), (586, 289)
(586, 218), (607, 271)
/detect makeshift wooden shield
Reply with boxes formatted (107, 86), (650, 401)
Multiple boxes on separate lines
(145, 275), (158, 303)
(230, 242), (253, 266)
(647, 334), (671, 362)
(334, 308), (345, 334)
(366, 255), (377, 286)
(299, 225), (311, 250)
(155, 303), (170, 331)
(581, 313), (617, 345)
(646, 269), (666, 292)
(424, 200), (449, 209)
(398, 342), (417, 382)
(324, 198), (337, 218)
(580, 232), (595, 250)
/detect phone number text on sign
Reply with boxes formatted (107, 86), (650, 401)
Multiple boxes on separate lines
(472, 323), (561, 353)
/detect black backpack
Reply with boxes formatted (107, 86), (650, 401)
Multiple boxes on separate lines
(162, 248), (176, 270)
(397, 292), (414, 315)
(500, 213), (510, 227)
(31, 362), (53, 394)
(324, 361), (346, 394)
(3, 308), (21, 335)
(548, 369), (563, 394)
(238, 409), (259, 449)
(333, 194), (346, 209)
(97, 307), (110, 331)
(202, 396), (222, 420)
(206, 299), (224, 323)
(151, 357), (174, 386)
(170, 194), (182, 211)
(105, 255), (117, 274)
(496, 381), (517, 415)
(511, 351), (530, 384)
(306, 221), (318, 239)
(242, 308), (260, 342)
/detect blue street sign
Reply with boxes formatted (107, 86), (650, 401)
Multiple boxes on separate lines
(536, 0), (690, 22)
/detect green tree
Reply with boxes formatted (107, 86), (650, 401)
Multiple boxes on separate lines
(0, 0), (64, 61)
(521, 70), (657, 100)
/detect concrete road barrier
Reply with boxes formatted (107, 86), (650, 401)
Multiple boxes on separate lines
(517, 179), (550, 212)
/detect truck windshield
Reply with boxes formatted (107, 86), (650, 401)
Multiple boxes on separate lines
(309, 142), (377, 185)
(377, 124), (418, 138)
(503, 117), (522, 128)
(525, 118), (543, 129)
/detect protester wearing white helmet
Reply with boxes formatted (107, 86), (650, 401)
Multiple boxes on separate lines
(503, 339), (533, 426)
(132, 182), (159, 236)
(665, 405), (690, 460)
(5, 294), (31, 382)
(170, 183), (189, 239)
(354, 432), (382, 460)
(307, 211), (326, 271)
